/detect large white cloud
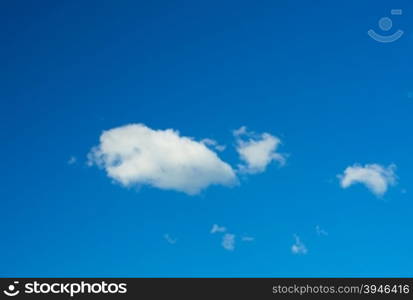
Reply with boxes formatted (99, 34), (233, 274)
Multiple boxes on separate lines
(88, 124), (237, 195)
(234, 126), (286, 174)
(338, 163), (397, 197)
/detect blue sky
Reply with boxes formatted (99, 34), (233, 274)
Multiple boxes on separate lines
(1, 0), (413, 277)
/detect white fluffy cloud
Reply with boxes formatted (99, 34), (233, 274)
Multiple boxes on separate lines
(222, 233), (235, 251)
(338, 163), (397, 197)
(234, 126), (286, 174)
(88, 124), (237, 195)
(291, 235), (307, 255)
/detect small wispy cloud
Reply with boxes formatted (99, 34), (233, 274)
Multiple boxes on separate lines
(222, 233), (235, 251)
(234, 126), (286, 174)
(67, 156), (77, 165)
(291, 235), (307, 255)
(210, 224), (227, 234)
(338, 163), (397, 197)
(201, 138), (226, 152)
(315, 225), (328, 236)
(241, 236), (255, 242)
(163, 234), (177, 245)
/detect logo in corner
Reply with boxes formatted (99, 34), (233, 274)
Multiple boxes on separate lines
(3, 282), (20, 297)
(368, 9), (404, 43)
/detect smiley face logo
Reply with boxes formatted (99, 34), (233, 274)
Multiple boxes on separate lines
(368, 9), (404, 43)
(3, 282), (20, 297)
